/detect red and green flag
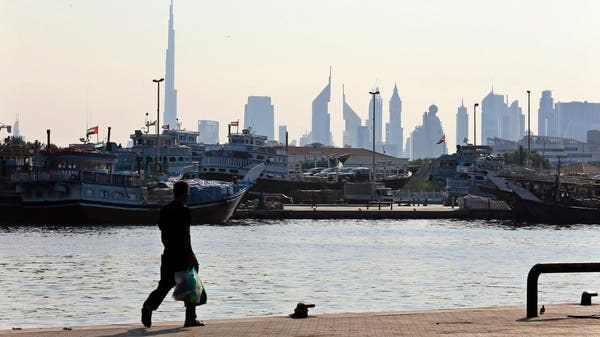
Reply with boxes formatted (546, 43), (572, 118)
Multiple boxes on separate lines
(86, 126), (99, 136)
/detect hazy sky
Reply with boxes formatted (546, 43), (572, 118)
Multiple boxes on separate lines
(2, 0), (600, 151)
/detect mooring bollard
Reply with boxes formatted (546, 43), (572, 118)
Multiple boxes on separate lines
(581, 291), (598, 305)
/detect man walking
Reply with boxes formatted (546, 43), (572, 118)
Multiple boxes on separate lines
(142, 180), (205, 328)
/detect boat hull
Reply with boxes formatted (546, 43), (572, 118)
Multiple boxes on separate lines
(1, 190), (246, 225)
(511, 198), (600, 224)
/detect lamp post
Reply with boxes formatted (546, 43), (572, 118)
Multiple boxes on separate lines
(153, 78), (164, 174)
(369, 89), (380, 201)
(527, 90), (531, 166)
(473, 103), (479, 147)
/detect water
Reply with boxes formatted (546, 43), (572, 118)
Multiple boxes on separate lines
(1, 219), (600, 329)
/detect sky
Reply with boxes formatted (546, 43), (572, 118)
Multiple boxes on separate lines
(2, 0), (600, 152)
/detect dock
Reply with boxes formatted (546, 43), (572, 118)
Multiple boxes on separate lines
(233, 204), (512, 220)
(3, 304), (600, 336)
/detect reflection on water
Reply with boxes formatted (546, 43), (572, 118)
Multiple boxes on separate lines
(1, 219), (599, 329)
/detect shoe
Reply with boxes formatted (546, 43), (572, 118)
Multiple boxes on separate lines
(184, 319), (206, 327)
(141, 307), (152, 328)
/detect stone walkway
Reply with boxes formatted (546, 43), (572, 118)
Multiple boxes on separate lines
(3, 304), (600, 336)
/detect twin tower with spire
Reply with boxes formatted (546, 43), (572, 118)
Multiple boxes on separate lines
(340, 80), (404, 158)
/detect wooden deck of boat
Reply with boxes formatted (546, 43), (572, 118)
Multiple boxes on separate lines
(233, 204), (512, 220)
(3, 304), (600, 337)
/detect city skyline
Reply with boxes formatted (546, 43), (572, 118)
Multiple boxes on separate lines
(3, 0), (600, 152)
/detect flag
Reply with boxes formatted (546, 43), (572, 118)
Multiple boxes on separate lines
(149, 120), (157, 126)
(230, 121), (239, 127)
(436, 134), (446, 144)
(86, 126), (99, 136)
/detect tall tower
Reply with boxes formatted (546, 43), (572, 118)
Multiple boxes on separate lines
(538, 90), (554, 137)
(244, 96), (274, 139)
(456, 100), (468, 146)
(163, 0), (178, 130)
(386, 83), (403, 157)
(311, 68), (332, 146)
(342, 85), (361, 148)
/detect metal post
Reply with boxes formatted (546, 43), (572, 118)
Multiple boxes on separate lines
(527, 90), (531, 165)
(369, 89), (380, 201)
(153, 78), (164, 174)
(527, 262), (600, 318)
(473, 103), (479, 147)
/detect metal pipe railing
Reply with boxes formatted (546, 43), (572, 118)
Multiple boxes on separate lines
(527, 262), (600, 318)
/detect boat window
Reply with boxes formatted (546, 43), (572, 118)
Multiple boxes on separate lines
(84, 188), (94, 197)
(101, 190), (109, 198)
(209, 168), (215, 172)
(218, 168), (226, 172)
(169, 157), (176, 162)
(256, 155), (264, 160)
(230, 169), (239, 173)
(203, 168), (207, 171)
(178, 157), (184, 161)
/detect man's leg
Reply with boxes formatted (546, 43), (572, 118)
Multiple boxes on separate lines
(184, 303), (205, 327)
(142, 257), (175, 327)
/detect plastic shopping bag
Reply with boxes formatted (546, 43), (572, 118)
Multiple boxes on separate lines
(173, 267), (207, 305)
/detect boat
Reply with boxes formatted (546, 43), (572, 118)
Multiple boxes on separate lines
(3, 147), (264, 225)
(198, 128), (412, 202)
(485, 170), (600, 224)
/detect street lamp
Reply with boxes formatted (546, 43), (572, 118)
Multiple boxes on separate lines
(369, 89), (380, 201)
(527, 90), (531, 165)
(153, 78), (164, 174)
(473, 103), (479, 147)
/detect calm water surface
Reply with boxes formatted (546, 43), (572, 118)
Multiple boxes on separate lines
(1, 219), (600, 329)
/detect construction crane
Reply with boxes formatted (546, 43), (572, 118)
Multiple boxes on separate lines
(0, 123), (11, 133)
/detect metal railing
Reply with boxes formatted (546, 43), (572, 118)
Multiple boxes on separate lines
(527, 262), (600, 318)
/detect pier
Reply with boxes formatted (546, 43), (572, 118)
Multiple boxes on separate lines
(233, 204), (512, 221)
(3, 304), (600, 337)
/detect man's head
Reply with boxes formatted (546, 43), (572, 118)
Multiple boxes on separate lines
(173, 180), (189, 203)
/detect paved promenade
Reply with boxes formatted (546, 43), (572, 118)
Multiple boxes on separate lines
(4, 304), (600, 337)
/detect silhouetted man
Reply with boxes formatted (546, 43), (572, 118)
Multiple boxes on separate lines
(142, 180), (205, 328)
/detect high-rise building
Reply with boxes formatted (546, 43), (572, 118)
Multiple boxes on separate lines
(311, 69), (332, 146)
(12, 114), (20, 139)
(409, 105), (447, 159)
(505, 100), (525, 141)
(456, 100), (468, 147)
(385, 84), (403, 157)
(198, 120), (219, 144)
(244, 96), (274, 139)
(481, 89), (524, 144)
(481, 90), (505, 145)
(278, 125), (287, 145)
(538, 90), (555, 137)
(342, 85), (361, 148)
(163, 0), (178, 130)
(588, 129), (600, 152)
(555, 101), (600, 142)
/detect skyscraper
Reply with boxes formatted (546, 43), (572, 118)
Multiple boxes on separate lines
(244, 96), (274, 139)
(538, 90), (555, 137)
(278, 125), (287, 145)
(456, 100), (468, 146)
(311, 69), (332, 146)
(198, 120), (219, 144)
(163, 0), (178, 130)
(386, 84), (403, 157)
(480, 89), (524, 144)
(342, 85), (361, 148)
(555, 101), (600, 141)
(409, 105), (447, 159)
(12, 114), (20, 139)
(481, 89), (505, 145)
